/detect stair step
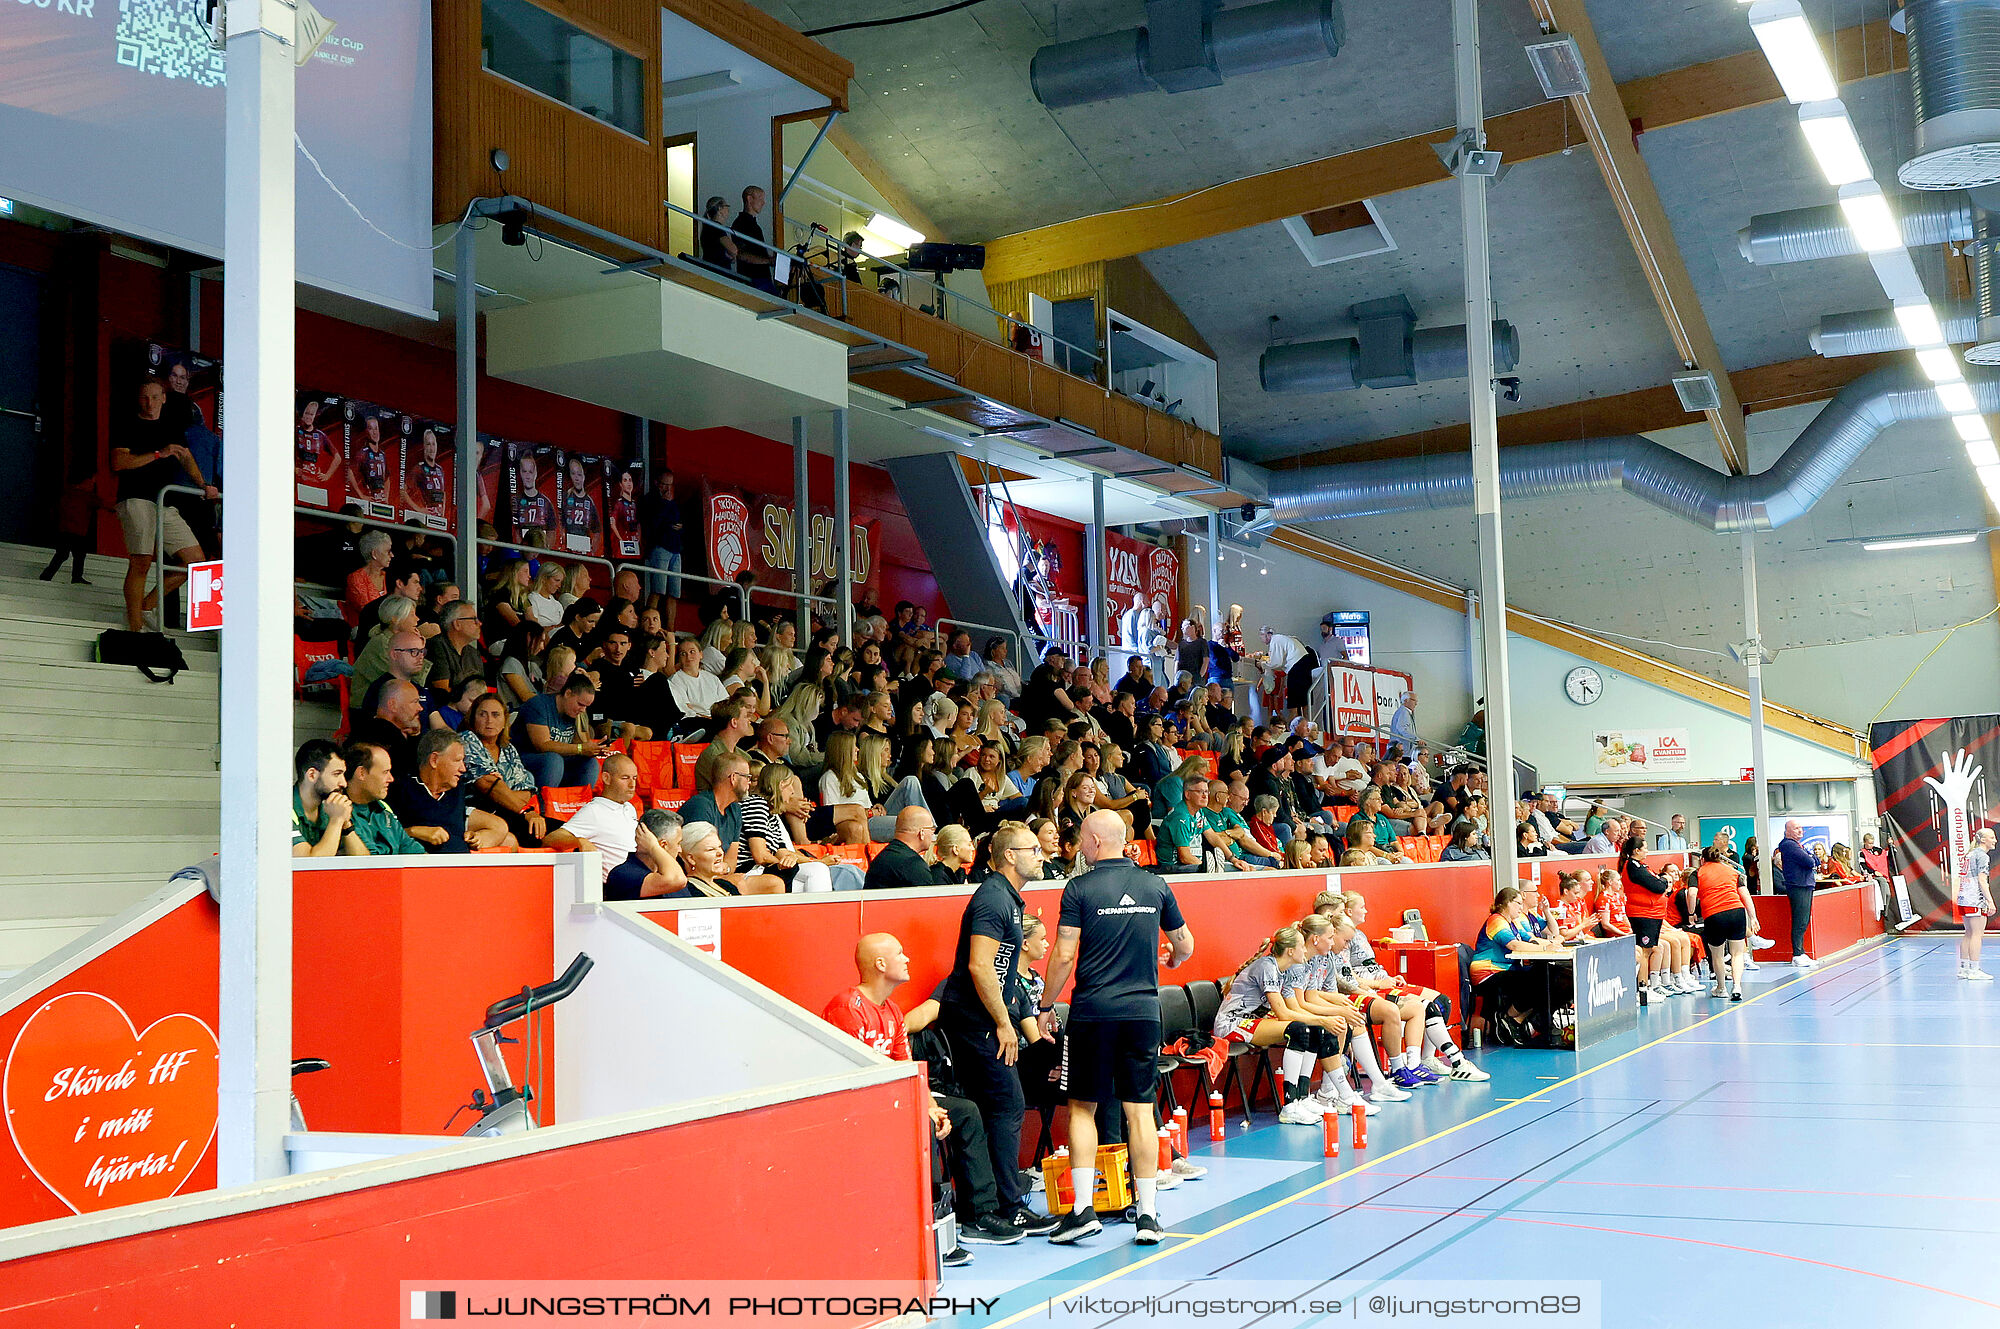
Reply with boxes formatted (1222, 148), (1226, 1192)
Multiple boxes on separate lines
(0, 577), (144, 620)
(0, 657), (222, 697)
(13, 798), (220, 839)
(0, 766), (221, 803)
(0, 630), (222, 673)
(11, 838), (217, 889)
(0, 735), (217, 772)
(2, 707), (219, 743)
(0, 872), (179, 923)
(0, 916), (113, 977)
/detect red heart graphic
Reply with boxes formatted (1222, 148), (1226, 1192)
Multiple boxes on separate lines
(4, 991), (218, 1214)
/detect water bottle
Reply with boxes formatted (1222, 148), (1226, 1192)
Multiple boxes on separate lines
(1209, 1092), (1225, 1141)
(1172, 1106), (1189, 1156)
(1322, 1107), (1340, 1158)
(1350, 1102), (1368, 1149)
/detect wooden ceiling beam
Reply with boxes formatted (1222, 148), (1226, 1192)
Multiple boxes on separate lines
(1276, 352), (1896, 469)
(979, 18), (1904, 287)
(1529, 0), (1746, 472)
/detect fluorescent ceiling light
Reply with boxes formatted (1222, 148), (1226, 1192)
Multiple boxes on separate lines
(1798, 101), (1872, 185)
(1917, 346), (1963, 382)
(1895, 300), (1946, 348)
(865, 213), (924, 250)
(1836, 181), (1901, 251)
(1953, 414), (1991, 442)
(1861, 532), (1979, 551)
(1868, 246), (1928, 304)
(1968, 438), (2000, 468)
(1751, 2), (1839, 103)
(856, 232), (905, 259)
(1937, 380), (1977, 413)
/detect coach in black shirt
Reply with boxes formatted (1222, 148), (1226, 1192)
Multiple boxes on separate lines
(864, 808), (938, 890)
(934, 822), (1061, 1237)
(1040, 810), (1192, 1246)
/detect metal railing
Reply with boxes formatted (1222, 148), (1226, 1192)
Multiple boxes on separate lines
(661, 199), (854, 322)
(597, 556), (751, 621)
(775, 215), (1104, 375)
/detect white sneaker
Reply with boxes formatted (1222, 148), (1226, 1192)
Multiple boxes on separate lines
(1365, 1079), (1410, 1104)
(1743, 957), (1762, 971)
(1793, 955), (1818, 969)
(1170, 1157), (1207, 1179)
(1676, 974), (1700, 994)
(1156, 1169), (1182, 1190)
(1446, 1059), (1490, 1082)
(141, 607), (163, 634)
(1967, 968), (1994, 982)
(1750, 935), (1776, 950)
(1278, 1098), (1322, 1125)
(1421, 1053), (1452, 1076)
(1317, 1075), (1379, 1114)
(1709, 981), (1727, 998)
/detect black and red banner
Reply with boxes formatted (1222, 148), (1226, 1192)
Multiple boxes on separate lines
(1870, 716), (2000, 930)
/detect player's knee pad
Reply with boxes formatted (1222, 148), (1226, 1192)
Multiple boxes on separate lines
(1285, 1021), (1315, 1051)
(1428, 995), (1451, 1023)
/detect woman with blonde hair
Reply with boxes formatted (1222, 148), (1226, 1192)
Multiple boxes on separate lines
(975, 698), (1014, 756)
(525, 562), (565, 628)
(1211, 925), (1350, 1124)
(770, 681), (825, 766)
(699, 617), (734, 674)
(558, 563), (593, 608)
(817, 731), (881, 845)
(931, 824), (976, 884)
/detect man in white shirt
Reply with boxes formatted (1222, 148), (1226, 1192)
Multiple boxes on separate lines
(1655, 813), (1689, 853)
(544, 754), (641, 888)
(1584, 815), (1624, 856)
(1259, 626), (1314, 721)
(1388, 691), (1420, 756)
(1328, 739), (1371, 800)
(666, 637), (730, 718)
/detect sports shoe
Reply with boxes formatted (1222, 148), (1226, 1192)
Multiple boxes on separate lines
(961, 1215), (1025, 1245)
(1047, 1209), (1102, 1244)
(1751, 935), (1776, 950)
(1010, 1207), (1062, 1236)
(1729, 987), (1743, 1002)
(1279, 1098), (1323, 1125)
(1421, 1053), (1453, 1076)
(1446, 1059), (1490, 1082)
(1671, 976), (1697, 996)
(1133, 1213), (1165, 1245)
(1171, 1157), (1207, 1179)
(1709, 981), (1726, 998)
(1156, 1169), (1181, 1191)
(1793, 955), (1818, 969)
(1390, 1067), (1425, 1090)
(942, 1246), (973, 1268)
(1365, 1079), (1410, 1104)
(1318, 1074), (1378, 1113)
(1967, 968), (1994, 982)
(1407, 1065), (1443, 1085)
(1678, 973), (1702, 993)
(1021, 1167), (1044, 1193)
(1743, 957), (1762, 971)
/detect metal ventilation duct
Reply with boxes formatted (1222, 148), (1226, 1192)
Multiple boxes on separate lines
(1812, 302), (1979, 355)
(1225, 363), (1997, 534)
(1899, 0), (2000, 190)
(1260, 321), (1519, 392)
(1030, 0), (1345, 109)
(1970, 210), (2000, 362)
(1738, 191), (1974, 264)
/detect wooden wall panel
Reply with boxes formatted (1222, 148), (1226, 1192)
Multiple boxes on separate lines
(665, 0), (853, 109)
(473, 77), (570, 218)
(544, 0), (656, 52)
(1057, 374), (1107, 436)
(431, 0), (481, 223)
(564, 115), (663, 250)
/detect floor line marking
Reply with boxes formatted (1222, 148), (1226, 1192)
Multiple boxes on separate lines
(978, 937), (1891, 1329)
(1320, 1171), (2000, 1205)
(1342, 1202), (2000, 1311)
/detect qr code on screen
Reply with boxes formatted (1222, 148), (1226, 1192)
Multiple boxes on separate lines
(116, 0), (226, 87)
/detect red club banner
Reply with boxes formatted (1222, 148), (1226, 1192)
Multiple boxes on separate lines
(703, 483), (880, 596)
(708, 491), (751, 582)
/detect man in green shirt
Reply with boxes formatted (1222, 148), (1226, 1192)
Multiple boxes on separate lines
(342, 741), (427, 856)
(1157, 776), (1213, 875)
(1346, 788), (1405, 864)
(292, 738), (364, 857)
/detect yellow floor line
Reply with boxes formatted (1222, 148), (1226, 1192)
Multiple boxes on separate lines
(983, 937), (1889, 1329)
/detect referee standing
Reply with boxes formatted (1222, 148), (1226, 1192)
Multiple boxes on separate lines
(1041, 810), (1194, 1245)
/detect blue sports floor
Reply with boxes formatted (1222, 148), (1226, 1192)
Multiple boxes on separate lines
(942, 937), (2000, 1328)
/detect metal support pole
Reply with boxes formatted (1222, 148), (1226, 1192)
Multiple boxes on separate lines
(1205, 510), (1222, 632)
(793, 416), (812, 639)
(776, 109), (841, 211)
(454, 225), (479, 599)
(1464, 588), (1481, 700)
(187, 271), (203, 353)
(1454, 0), (1518, 891)
(1086, 474), (1108, 654)
(833, 408), (853, 644)
(1743, 531), (1772, 877)
(217, 0), (295, 1186)
(638, 417), (651, 495)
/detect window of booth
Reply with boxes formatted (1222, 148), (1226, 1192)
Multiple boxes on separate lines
(481, 0), (646, 140)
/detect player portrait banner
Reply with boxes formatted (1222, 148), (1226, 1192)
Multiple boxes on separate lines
(399, 418), (454, 533)
(1870, 716), (2000, 931)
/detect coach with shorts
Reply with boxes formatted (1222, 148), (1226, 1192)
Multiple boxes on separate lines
(1040, 810), (1194, 1246)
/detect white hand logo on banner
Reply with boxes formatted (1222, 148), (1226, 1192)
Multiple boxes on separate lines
(1923, 749), (1983, 890)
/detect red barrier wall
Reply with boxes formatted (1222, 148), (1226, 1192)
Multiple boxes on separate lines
(291, 863), (558, 1135)
(0, 893), (221, 1230)
(1752, 882), (1882, 961)
(641, 862), (1514, 1014)
(0, 1078), (929, 1329)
